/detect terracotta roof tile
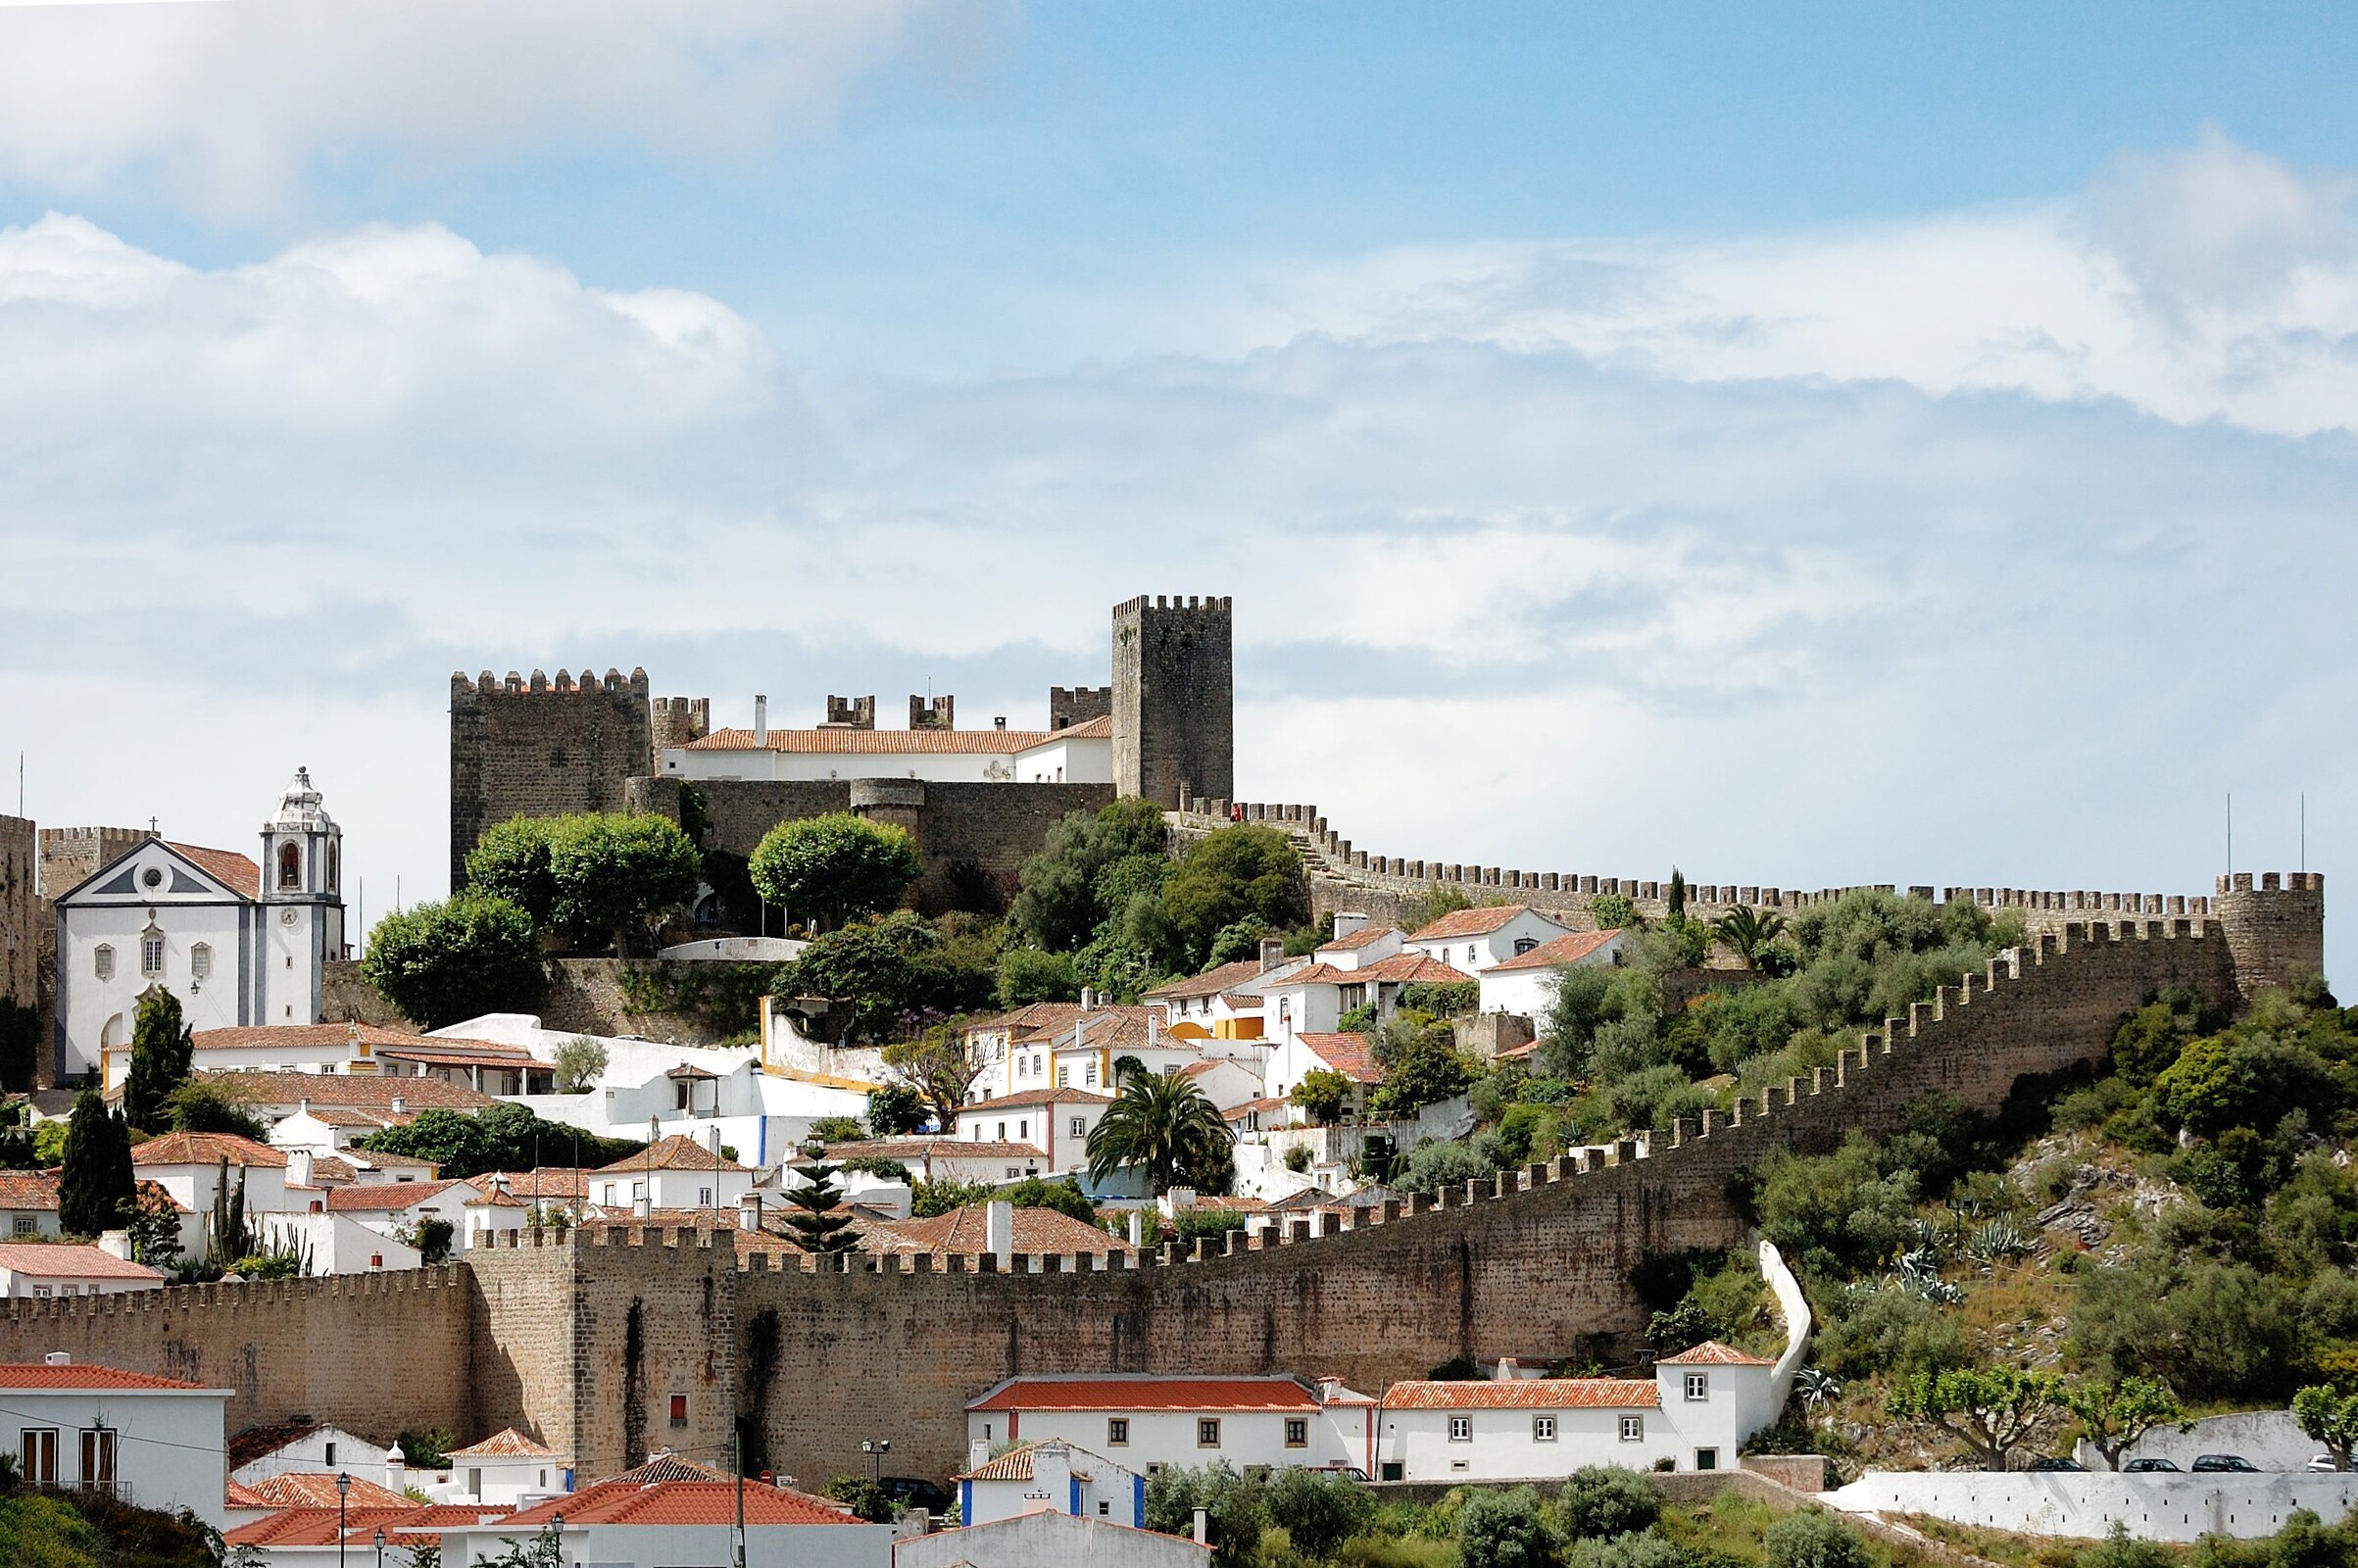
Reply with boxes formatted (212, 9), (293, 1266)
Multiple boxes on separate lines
(325, 1180), (464, 1212)
(1483, 929), (1626, 973)
(827, 1139), (1045, 1162)
(445, 1428), (557, 1459)
(1354, 953), (1476, 985)
(501, 1479), (858, 1527)
(1146, 959), (1271, 1001)
(243, 1472), (418, 1509)
(956, 1442), (1100, 1483)
(1296, 1033), (1383, 1084)
(875, 1206), (1129, 1259)
(224, 1507), (422, 1547)
(168, 842), (261, 900)
(594, 1452), (729, 1485)
(0, 1361), (212, 1390)
(1381, 1379), (1661, 1410)
(959, 1087), (1112, 1111)
(0, 1244), (164, 1281)
(1406, 905), (1541, 942)
(487, 1168), (590, 1200)
(224, 1480), (271, 1510)
(0, 1171), (58, 1208)
(194, 1071), (495, 1111)
(131, 1131), (288, 1168)
(1317, 926), (1400, 953)
(591, 1135), (747, 1176)
(969, 1376), (1320, 1413)
(1657, 1340), (1773, 1366)
(1267, 963), (1349, 986)
(189, 1022), (499, 1054)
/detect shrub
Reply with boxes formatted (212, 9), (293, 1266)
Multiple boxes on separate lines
(1763, 1510), (1870, 1568)
(363, 893), (545, 1030)
(997, 947), (1080, 1008)
(1399, 1138), (1498, 1195)
(750, 813), (924, 932)
(1265, 1466), (1374, 1559)
(1457, 1486), (1560, 1568)
(1556, 1465), (1659, 1541)
(1163, 826), (1312, 967)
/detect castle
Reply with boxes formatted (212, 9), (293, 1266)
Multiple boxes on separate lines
(0, 874), (2323, 1489)
(448, 594), (1234, 906)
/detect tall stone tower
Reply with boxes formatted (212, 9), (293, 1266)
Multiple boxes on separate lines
(1111, 594), (1234, 808)
(449, 668), (656, 888)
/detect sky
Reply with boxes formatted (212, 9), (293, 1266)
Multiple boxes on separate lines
(1, 2), (2354, 977)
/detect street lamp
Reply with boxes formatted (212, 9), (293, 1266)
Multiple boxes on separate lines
(551, 1509), (565, 1568)
(861, 1439), (891, 1487)
(334, 1471), (351, 1568)
(373, 1526), (386, 1568)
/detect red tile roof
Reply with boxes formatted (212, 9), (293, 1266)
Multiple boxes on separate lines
(1381, 1379), (1661, 1410)
(591, 1135), (747, 1176)
(876, 1206), (1129, 1260)
(325, 1180), (464, 1212)
(957, 1442), (1101, 1483)
(827, 1139), (1045, 1162)
(1317, 926), (1400, 953)
(688, 725), (1066, 756)
(1482, 929), (1626, 973)
(1657, 1340), (1773, 1365)
(0, 1171), (58, 1209)
(224, 1480), (271, 1510)
(169, 842), (261, 900)
(500, 1479), (860, 1527)
(0, 1361), (214, 1390)
(1297, 1033), (1383, 1085)
(1147, 959), (1274, 1001)
(446, 1427), (557, 1459)
(1407, 905), (1543, 942)
(245, 1472), (418, 1509)
(131, 1131), (288, 1168)
(1267, 963), (1348, 986)
(487, 1167), (590, 1200)
(228, 1419), (324, 1466)
(195, 1071), (495, 1112)
(960, 1087), (1112, 1111)
(1354, 953), (1476, 985)
(0, 1244), (164, 1281)
(968, 1376), (1321, 1413)
(189, 1022), (497, 1054)
(595, 1452), (729, 1485)
(224, 1507), (422, 1547)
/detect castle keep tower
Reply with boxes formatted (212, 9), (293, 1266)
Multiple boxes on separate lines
(1112, 594), (1234, 808)
(449, 668), (656, 887)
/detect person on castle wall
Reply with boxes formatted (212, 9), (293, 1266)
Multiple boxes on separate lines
(1231, 804), (1243, 823)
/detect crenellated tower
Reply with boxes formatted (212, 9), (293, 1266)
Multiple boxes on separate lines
(1111, 594), (1234, 808)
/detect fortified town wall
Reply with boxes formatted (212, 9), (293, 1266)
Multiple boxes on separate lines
(0, 877), (2317, 1484)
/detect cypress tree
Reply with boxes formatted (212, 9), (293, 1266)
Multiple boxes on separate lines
(58, 1091), (134, 1237)
(779, 1161), (860, 1256)
(123, 989), (194, 1132)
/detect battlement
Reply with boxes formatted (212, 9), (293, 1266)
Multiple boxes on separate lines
(1049, 685), (1111, 730)
(1112, 593), (1234, 615)
(823, 695), (878, 729)
(909, 694), (955, 730)
(452, 666), (650, 697)
(1113, 594), (1234, 807)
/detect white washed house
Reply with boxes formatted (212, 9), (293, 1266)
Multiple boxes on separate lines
(957, 1438), (1145, 1529)
(955, 1089), (1112, 1177)
(1, 1357), (233, 1525)
(1374, 1342), (1777, 1482)
(1477, 929), (1629, 1018)
(966, 1374), (1377, 1479)
(1403, 906), (1572, 977)
(0, 1242), (163, 1298)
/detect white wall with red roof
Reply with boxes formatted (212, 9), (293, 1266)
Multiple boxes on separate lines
(0, 1359), (232, 1526)
(965, 1376), (1373, 1479)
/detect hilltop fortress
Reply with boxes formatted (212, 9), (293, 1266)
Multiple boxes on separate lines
(0, 593), (2321, 1493)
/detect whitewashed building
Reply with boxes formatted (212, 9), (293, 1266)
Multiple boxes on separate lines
(1374, 1342), (1777, 1482)
(55, 770), (346, 1085)
(1402, 906), (1573, 976)
(957, 1439), (1145, 1529)
(0, 1357), (233, 1525)
(662, 702), (1111, 786)
(1476, 929), (1629, 1018)
(0, 1242), (164, 1298)
(966, 1374), (1377, 1479)
(955, 1089), (1112, 1177)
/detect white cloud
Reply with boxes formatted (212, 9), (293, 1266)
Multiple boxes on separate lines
(1, 141), (2355, 979)
(0, 0), (966, 215)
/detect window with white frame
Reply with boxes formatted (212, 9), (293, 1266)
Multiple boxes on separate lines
(698, 1187), (713, 1206)
(1684, 1373), (1709, 1402)
(1447, 1416), (1472, 1442)
(1619, 1415), (1645, 1442)
(1069, 1116), (1087, 1139)
(1514, 938), (1539, 956)
(1198, 1418), (1222, 1447)
(93, 945), (113, 980)
(1695, 1447), (1719, 1471)
(1057, 1064), (1070, 1087)
(190, 943), (212, 980)
(1533, 1415), (1557, 1442)
(140, 933), (166, 976)
(1085, 1059), (1099, 1087)
(1284, 1418), (1307, 1447)
(1106, 1418), (1129, 1446)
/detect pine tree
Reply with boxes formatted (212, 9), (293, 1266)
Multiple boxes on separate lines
(123, 989), (194, 1132)
(58, 1090), (134, 1237)
(779, 1161), (860, 1256)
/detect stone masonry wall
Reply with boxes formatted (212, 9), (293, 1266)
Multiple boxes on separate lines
(450, 668), (656, 888)
(0, 815), (32, 1010)
(322, 955), (750, 1046)
(467, 893), (2284, 1485)
(1113, 595), (1233, 808)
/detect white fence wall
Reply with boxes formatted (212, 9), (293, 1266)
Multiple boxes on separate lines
(2085, 1410), (2318, 1474)
(1827, 1472), (2358, 1542)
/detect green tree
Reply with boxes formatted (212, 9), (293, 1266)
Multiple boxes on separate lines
(1541, 966), (1615, 1080)
(1592, 893), (1639, 930)
(547, 812), (701, 952)
(363, 894), (545, 1030)
(1368, 1033), (1477, 1118)
(749, 813), (923, 932)
(1399, 1138), (1498, 1195)
(1885, 1367), (2060, 1469)
(996, 947), (1079, 1008)
(1162, 826), (1310, 965)
(911, 1178), (996, 1217)
(1556, 1466), (1659, 1540)
(787, 912), (989, 1043)
(465, 816), (559, 925)
(410, 1216), (456, 1264)
(825, 1474), (894, 1522)
(1086, 1069), (1232, 1197)
(1264, 1465), (1373, 1558)
(780, 1162), (861, 1255)
(992, 1175), (1099, 1222)
(1715, 906), (1789, 970)
(1666, 867), (1687, 921)
(552, 1035), (608, 1093)
(2293, 1385), (2358, 1471)
(1204, 920), (1267, 969)
(1764, 1510), (1872, 1568)
(1012, 799), (1169, 953)
(126, 1182), (184, 1269)
(1144, 1463), (1267, 1568)
(1290, 1067), (1356, 1126)
(164, 1079), (269, 1141)
(123, 989), (194, 1132)
(881, 1025), (986, 1132)
(2059, 1377), (2189, 1470)
(1458, 1485), (1560, 1568)
(57, 1090), (133, 1237)
(864, 1082), (929, 1136)
(357, 1102), (644, 1179)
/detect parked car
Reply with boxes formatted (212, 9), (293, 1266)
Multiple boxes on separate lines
(2191, 1454), (2261, 1473)
(2308, 1454), (2343, 1473)
(881, 1476), (955, 1516)
(2124, 1458), (2182, 1473)
(2029, 1457), (2088, 1472)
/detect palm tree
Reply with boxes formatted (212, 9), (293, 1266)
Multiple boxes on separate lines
(1085, 1069), (1230, 1196)
(1713, 906), (1788, 969)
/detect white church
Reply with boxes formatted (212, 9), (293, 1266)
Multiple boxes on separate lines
(54, 769), (349, 1087)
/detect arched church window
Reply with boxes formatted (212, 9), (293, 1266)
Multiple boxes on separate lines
(93, 945), (114, 981)
(326, 843), (338, 893)
(279, 842), (302, 890)
(140, 930), (165, 976)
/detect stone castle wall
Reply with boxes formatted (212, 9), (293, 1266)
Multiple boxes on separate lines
(19, 889), (2288, 1480)
(450, 669), (659, 887)
(320, 956), (743, 1045)
(0, 815), (32, 1011)
(1113, 595), (1234, 808)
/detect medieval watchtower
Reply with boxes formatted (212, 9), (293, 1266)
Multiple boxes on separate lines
(449, 669), (657, 888)
(1112, 594), (1234, 808)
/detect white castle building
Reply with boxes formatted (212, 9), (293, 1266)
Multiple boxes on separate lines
(55, 769), (348, 1086)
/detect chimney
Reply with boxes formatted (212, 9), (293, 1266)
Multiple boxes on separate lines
(1193, 1507), (1209, 1545)
(633, 1188), (652, 1220)
(1260, 938), (1286, 972)
(43, 1352), (70, 1368)
(968, 1438), (991, 1474)
(96, 1232), (131, 1261)
(739, 1192), (762, 1229)
(298, 1097), (312, 1118)
(754, 695), (769, 746)
(706, 1126), (722, 1165)
(994, 715), (1007, 731)
(1126, 1209), (1143, 1248)
(985, 1200), (1013, 1269)
(385, 1442), (407, 1495)
(1333, 912), (1368, 940)
(1494, 1357), (1518, 1381)
(289, 1149), (314, 1189)
(389, 1096), (406, 1117)
(1078, 986), (1095, 1010)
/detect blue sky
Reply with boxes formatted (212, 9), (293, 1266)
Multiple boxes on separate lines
(0, 2), (2353, 976)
